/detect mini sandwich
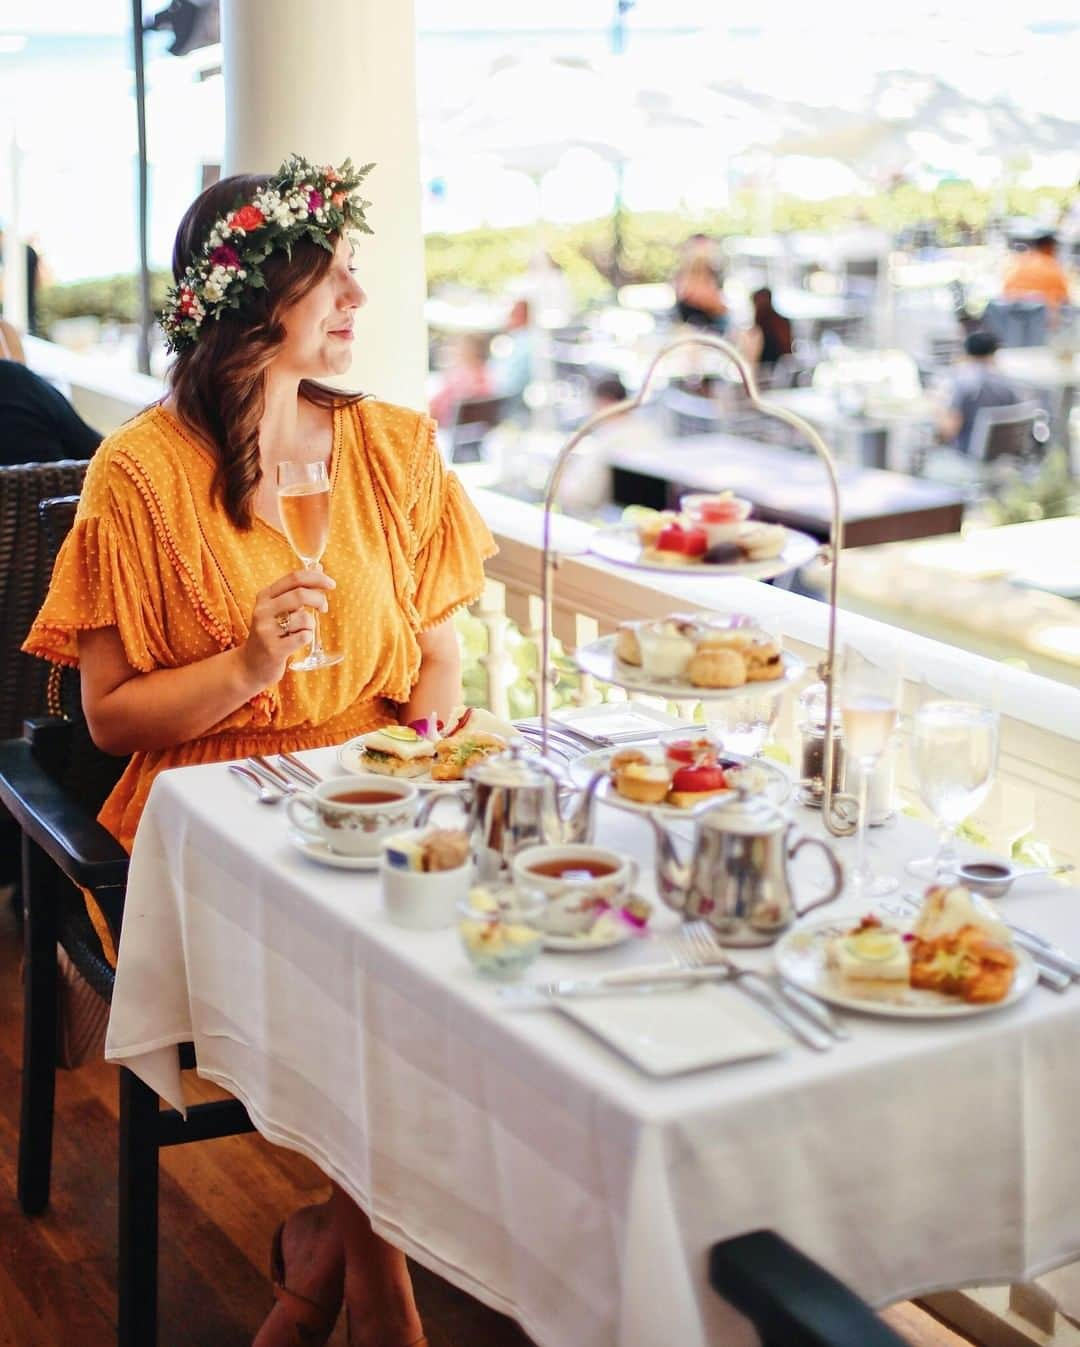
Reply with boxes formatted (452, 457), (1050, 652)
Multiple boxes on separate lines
(357, 726), (437, 778)
(443, 705), (521, 742)
(431, 730), (507, 782)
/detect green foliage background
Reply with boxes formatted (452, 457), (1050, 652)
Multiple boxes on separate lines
(35, 182), (1074, 331)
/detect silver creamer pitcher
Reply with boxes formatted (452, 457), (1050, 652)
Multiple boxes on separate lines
(650, 791), (843, 946)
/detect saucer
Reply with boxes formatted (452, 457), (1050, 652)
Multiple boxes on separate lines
(287, 830), (381, 870)
(543, 925), (637, 952)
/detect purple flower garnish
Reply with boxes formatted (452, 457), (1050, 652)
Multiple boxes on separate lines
(210, 244), (240, 268)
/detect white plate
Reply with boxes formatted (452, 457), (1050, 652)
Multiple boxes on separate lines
(588, 524), (820, 581)
(287, 830), (381, 870)
(774, 916), (1038, 1019)
(573, 636), (805, 701)
(570, 746), (791, 819)
(558, 983), (789, 1076)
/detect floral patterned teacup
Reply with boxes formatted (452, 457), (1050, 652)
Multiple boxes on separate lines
(287, 776), (418, 857)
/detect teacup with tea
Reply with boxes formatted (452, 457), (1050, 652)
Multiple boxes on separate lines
(287, 775), (418, 857)
(511, 843), (637, 935)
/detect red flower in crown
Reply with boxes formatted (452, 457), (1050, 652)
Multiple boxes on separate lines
(227, 204), (265, 232)
(307, 189), (324, 211)
(210, 244), (241, 268)
(330, 191), (346, 208)
(178, 287), (196, 314)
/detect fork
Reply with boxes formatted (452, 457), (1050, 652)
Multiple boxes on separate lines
(675, 923), (837, 1051)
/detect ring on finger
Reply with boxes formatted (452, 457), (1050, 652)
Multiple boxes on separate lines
(276, 611), (291, 636)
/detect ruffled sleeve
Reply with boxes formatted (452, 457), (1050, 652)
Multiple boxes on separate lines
(23, 448), (173, 674)
(408, 414), (497, 630)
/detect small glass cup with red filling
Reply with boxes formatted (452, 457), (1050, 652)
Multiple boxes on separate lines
(659, 727), (720, 773)
(680, 491), (753, 546)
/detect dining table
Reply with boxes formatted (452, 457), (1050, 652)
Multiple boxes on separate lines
(600, 431), (966, 548)
(105, 744), (1080, 1347)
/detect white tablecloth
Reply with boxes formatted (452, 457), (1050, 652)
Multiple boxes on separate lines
(106, 748), (1080, 1347)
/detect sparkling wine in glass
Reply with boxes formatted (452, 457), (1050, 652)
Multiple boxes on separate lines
(839, 645), (900, 899)
(276, 460), (342, 672)
(908, 700), (998, 880)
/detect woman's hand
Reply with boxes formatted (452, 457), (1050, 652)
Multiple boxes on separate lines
(240, 568), (336, 687)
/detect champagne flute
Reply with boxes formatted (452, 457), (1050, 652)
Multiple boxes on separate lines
(839, 644), (901, 898)
(276, 460), (343, 671)
(908, 693), (998, 880)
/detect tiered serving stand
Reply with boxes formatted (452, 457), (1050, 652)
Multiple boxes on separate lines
(538, 333), (859, 837)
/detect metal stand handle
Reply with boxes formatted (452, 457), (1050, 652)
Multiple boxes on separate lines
(539, 332), (858, 837)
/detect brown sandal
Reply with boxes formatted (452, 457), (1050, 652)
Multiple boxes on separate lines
(270, 1221), (343, 1345)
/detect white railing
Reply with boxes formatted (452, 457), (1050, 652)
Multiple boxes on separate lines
(471, 487), (1080, 868)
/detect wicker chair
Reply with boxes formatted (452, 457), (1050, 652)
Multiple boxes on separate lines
(0, 461), (90, 886)
(709, 1230), (908, 1346)
(0, 495), (254, 1347)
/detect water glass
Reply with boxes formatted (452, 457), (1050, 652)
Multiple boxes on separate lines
(838, 644), (901, 898)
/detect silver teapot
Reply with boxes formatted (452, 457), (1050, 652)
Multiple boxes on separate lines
(415, 741), (604, 880)
(650, 791), (843, 946)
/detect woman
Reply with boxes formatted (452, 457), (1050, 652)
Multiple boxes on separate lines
(741, 287), (793, 376)
(25, 156), (495, 1346)
(674, 235), (728, 332)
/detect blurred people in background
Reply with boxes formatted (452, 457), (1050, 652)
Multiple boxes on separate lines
(1002, 232), (1070, 310)
(0, 358), (103, 464)
(526, 251), (574, 326)
(0, 229), (49, 336)
(490, 298), (533, 399)
(674, 234), (728, 332)
(739, 288), (793, 376)
(936, 330), (1019, 456)
(428, 332), (494, 428)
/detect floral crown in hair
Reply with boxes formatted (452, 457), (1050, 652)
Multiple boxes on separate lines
(160, 153), (374, 354)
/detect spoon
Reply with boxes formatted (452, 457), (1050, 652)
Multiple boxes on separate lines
(228, 763), (281, 805)
(956, 860), (1075, 901)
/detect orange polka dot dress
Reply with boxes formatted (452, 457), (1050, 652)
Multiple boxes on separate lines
(24, 397), (496, 861)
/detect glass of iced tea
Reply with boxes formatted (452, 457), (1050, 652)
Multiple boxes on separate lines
(276, 459), (342, 671)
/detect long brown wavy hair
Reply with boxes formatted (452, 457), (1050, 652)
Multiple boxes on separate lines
(167, 174), (364, 530)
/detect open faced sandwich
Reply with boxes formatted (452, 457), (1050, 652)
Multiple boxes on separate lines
(352, 707), (515, 781)
(608, 738), (770, 811)
(827, 886), (1017, 1005)
(632, 493), (787, 567)
(615, 612), (784, 688)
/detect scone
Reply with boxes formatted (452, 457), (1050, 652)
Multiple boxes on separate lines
(687, 647), (746, 689)
(743, 636), (784, 682)
(614, 621), (642, 666)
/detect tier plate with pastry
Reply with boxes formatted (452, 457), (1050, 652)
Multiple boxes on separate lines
(575, 615), (805, 700)
(337, 708), (523, 788)
(775, 887), (1037, 1019)
(570, 741), (791, 818)
(588, 495), (819, 580)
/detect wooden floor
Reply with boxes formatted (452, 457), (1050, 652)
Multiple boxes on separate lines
(0, 898), (973, 1347)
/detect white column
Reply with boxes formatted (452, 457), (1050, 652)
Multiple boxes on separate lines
(3, 121), (28, 335)
(221, 0), (427, 412)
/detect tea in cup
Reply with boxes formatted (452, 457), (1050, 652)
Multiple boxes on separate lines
(287, 775), (418, 857)
(512, 844), (637, 936)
